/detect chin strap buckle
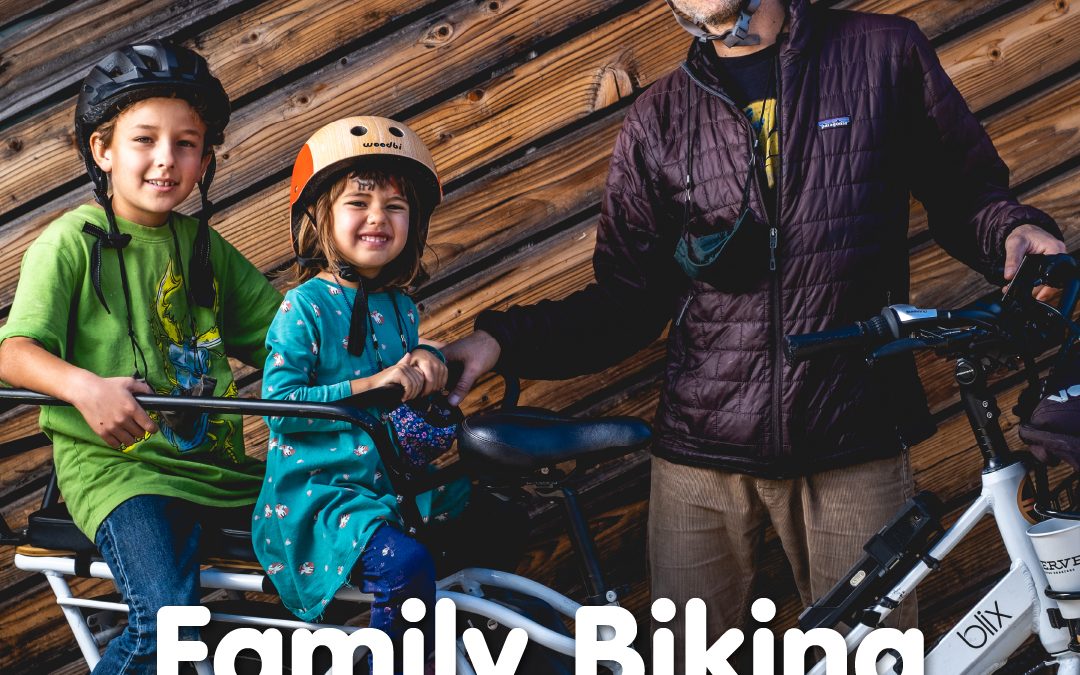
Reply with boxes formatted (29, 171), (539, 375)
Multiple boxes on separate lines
(719, 0), (763, 47)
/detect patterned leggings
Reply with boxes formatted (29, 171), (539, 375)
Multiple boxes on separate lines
(354, 491), (532, 673)
(356, 523), (436, 673)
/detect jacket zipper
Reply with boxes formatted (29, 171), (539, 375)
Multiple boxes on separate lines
(675, 290), (695, 327)
(770, 55), (784, 459)
(683, 60), (784, 458)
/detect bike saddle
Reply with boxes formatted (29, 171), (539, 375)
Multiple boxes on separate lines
(457, 407), (651, 483)
(25, 500), (258, 564)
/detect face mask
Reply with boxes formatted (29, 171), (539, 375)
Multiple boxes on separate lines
(672, 80), (773, 293)
(674, 206), (768, 290)
(673, 161), (769, 292)
(387, 392), (462, 469)
(159, 374), (218, 440)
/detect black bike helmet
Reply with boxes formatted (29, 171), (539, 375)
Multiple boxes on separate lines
(74, 40), (230, 311)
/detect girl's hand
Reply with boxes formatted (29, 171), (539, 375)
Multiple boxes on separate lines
(409, 348), (448, 397)
(364, 355), (426, 401)
(71, 373), (157, 448)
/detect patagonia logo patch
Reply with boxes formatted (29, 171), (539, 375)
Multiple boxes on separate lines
(818, 116), (851, 129)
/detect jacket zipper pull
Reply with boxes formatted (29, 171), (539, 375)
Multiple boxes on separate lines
(676, 291), (695, 327)
(769, 227), (779, 271)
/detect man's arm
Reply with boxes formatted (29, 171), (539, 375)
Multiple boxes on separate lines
(903, 22), (1064, 290)
(447, 113), (682, 402)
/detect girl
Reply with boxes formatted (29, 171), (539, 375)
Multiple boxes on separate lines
(253, 117), (520, 671)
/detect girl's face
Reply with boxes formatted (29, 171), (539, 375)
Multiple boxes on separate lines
(90, 97), (210, 227)
(330, 177), (411, 279)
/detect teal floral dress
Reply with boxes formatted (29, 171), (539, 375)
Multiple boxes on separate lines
(251, 277), (470, 621)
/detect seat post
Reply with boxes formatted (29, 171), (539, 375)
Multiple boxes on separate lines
(557, 486), (615, 605)
(955, 356), (1014, 471)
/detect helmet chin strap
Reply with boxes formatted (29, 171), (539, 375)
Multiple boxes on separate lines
(668, 0), (762, 47)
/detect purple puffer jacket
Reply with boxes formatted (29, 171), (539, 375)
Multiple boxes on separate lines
(476, 0), (1060, 477)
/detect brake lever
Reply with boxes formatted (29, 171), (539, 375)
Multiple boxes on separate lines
(865, 328), (992, 366)
(866, 337), (932, 365)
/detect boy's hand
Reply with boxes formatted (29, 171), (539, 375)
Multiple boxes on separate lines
(72, 374), (157, 448)
(408, 348), (448, 397)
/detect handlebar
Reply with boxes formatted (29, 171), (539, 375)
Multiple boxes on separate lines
(783, 315), (894, 364)
(0, 363), (522, 543)
(784, 254), (1080, 366)
(0, 384), (406, 426)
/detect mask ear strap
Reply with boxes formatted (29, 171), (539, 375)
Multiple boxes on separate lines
(81, 166), (147, 378)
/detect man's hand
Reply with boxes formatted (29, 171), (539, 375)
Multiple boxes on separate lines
(1003, 224), (1068, 302)
(443, 331), (501, 406)
(71, 373), (157, 448)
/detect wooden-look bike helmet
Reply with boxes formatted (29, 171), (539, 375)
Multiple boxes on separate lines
(289, 116), (442, 267)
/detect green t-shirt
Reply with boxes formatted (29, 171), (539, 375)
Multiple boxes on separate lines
(0, 204), (283, 538)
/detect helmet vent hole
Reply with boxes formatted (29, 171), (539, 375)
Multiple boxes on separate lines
(388, 126), (404, 138)
(350, 125), (367, 136)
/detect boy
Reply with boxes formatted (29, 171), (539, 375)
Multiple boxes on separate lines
(0, 41), (281, 673)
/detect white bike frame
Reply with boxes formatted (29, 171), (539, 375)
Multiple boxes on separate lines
(22, 465), (1076, 675)
(12, 552), (612, 674)
(807, 460), (1080, 675)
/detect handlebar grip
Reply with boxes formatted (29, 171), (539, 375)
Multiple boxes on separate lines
(784, 315), (892, 364)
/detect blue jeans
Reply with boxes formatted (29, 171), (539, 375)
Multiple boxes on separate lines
(93, 495), (203, 675)
(357, 524), (436, 674)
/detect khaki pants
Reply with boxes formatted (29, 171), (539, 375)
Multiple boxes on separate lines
(648, 453), (917, 670)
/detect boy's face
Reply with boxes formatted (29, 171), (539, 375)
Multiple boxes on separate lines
(330, 177), (411, 279)
(90, 97), (211, 227)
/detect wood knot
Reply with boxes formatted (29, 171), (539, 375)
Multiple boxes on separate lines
(592, 66), (634, 111)
(6, 137), (23, 153)
(485, 0), (502, 12)
(423, 22), (455, 46)
(466, 89), (484, 103)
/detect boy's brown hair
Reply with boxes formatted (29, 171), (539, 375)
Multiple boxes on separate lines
(292, 168), (426, 290)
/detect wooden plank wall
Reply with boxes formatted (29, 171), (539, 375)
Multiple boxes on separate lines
(0, 0), (1077, 671)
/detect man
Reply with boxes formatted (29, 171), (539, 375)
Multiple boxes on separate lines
(444, 0), (1064, 665)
